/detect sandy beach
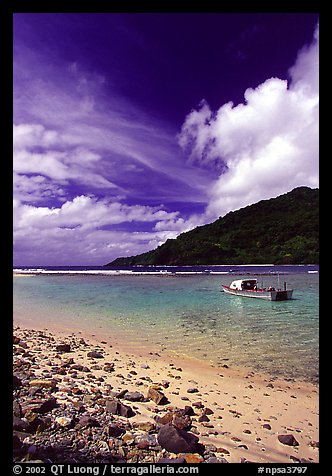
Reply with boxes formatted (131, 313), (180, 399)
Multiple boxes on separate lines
(13, 319), (319, 464)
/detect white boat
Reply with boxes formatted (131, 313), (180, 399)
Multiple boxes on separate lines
(222, 278), (293, 301)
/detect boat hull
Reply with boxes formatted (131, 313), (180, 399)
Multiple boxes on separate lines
(222, 286), (293, 301)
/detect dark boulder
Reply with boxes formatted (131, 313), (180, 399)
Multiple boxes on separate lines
(13, 400), (22, 417)
(87, 351), (104, 358)
(56, 344), (71, 353)
(13, 416), (31, 433)
(123, 391), (145, 402)
(76, 416), (100, 428)
(278, 434), (299, 446)
(184, 405), (195, 416)
(108, 424), (125, 437)
(35, 398), (57, 414)
(13, 335), (20, 344)
(103, 362), (115, 372)
(13, 375), (22, 389)
(156, 410), (192, 430)
(148, 385), (168, 405)
(206, 457), (229, 463)
(157, 423), (201, 453)
(105, 399), (135, 418)
(187, 387), (199, 393)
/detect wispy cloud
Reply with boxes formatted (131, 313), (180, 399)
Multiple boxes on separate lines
(13, 17), (319, 265)
(13, 123), (118, 193)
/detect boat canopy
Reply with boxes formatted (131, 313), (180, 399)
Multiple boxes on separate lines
(229, 279), (257, 291)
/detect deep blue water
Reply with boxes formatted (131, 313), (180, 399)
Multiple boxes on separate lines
(13, 265), (319, 383)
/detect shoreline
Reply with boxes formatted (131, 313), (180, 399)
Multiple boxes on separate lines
(13, 308), (318, 386)
(13, 319), (319, 464)
(13, 263), (319, 278)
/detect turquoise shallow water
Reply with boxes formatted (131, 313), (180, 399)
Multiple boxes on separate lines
(13, 272), (319, 383)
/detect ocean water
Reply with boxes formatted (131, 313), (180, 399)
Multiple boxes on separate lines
(13, 266), (319, 383)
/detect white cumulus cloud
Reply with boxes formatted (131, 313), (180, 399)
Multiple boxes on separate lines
(13, 195), (183, 264)
(178, 24), (319, 221)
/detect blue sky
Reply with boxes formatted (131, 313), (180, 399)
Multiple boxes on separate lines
(13, 13), (319, 265)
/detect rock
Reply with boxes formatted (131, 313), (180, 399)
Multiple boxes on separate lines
(13, 375), (22, 388)
(206, 457), (229, 463)
(192, 401), (204, 408)
(13, 429), (31, 444)
(309, 440), (319, 449)
(55, 416), (72, 427)
(231, 436), (241, 442)
(133, 421), (156, 432)
(156, 410), (192, 430)
(155, 412), (174, 426)
(158, 456), (187, 463)
(278, 434), (299, 446)
(70, 364), (84, 371)
(147, 385), (167, 405)
(135, 434), (159, 449)
(29, 379), (57, 390)
(87, 351), (104, 358)
(91, 365), (101, 370)
(13, 416), (31, 432)
(216, 447), (230, 455)
(56, 344), (71, 353)
(198, 414), (210, 422)
(187, 387), (199, 393)
(13, 335), (20, 344)
(123, 391), (145, 402)
(38, 398), (58, 414)
(122, 433), (135, 445)
(182, 453), (204, 463)
(77, 416), (100, 428)
(105, 399), (135, 418)
(184, 406), (195, 416)
(61, 358), (75, 367)
(13, 433), (23, 450)
(141, 363), (150, 369)
(13, 400), (22, 417)
(27, 444), (38, 456)
(157, 423), (201, 453)
(262, 423), (272, 430)
(103, 362), (115, 372)
(108, 424), (125, 437)
(172, 410), (192, 430)
(36, 417), (52, 433)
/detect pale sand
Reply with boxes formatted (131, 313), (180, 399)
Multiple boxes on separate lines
(13, 317), (319, 464)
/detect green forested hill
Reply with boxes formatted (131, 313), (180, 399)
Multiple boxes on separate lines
(107, 187), (319, 266)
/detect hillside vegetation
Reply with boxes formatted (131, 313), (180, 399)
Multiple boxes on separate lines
(107, 187), (319, 266)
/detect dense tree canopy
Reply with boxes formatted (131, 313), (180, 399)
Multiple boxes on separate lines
(107, 187), (319, 266)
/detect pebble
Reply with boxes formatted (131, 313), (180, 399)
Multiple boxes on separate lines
(187, 387), (199, 393)
(12, 326), (318, 464)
